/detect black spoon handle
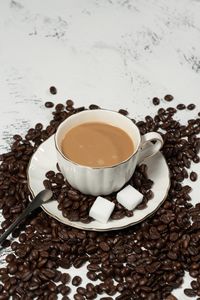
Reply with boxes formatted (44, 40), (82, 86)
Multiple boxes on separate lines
(0, 189), (52, 245)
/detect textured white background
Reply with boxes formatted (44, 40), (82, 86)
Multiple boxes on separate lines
(0, 0), (200, 299)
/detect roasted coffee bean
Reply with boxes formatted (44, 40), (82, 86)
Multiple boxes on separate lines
(75, 106), (85, 113)
(115, 291), (132, 299)
(13, 134), (22, 141)
(3, 280), (11, 291)
(0, 292), (9, 300)
(99, 242), (110, 252)
(176, 103), (186, 110)
(5, 254), (15, 263)
(149, 227), (160, 239)
(57, 283), (70, 293)
(169, 232), (179, 241)
(187, 103), (196, 110)
(0, 268), (7, 275)
(7, 262), (17, 274)
(19, 233), (26, 243)
(49, 86), (57, 95)
(111, 211), (126, 220)
(189, 270), (199, 278)
(190, 171), (198, 181)
(72, 276), (82, 286)
(55, 103), (64, 112)
(87, 263), (100, 272)
(77, 287), (86, 295)
(165, 295), (178, 300)
(152, 97), (160, 105)
(164, 94), (174, 101)
(46, 170), (55, 178)
(66, 105), (74, 111)
(191, 280), (199, 290)
(184, 288), (197, 297)
(52, 270), (61, 283)
(118, 109), (128, 116)
(167, 251), (178, 260)
(167, 107), (177, 114)
(41, 268), (56, 279)
(60, 285), (71, 295)
(87, 271), (98, 281)
(85, 291), (97, 299)
(86, 282), (95, 292)
(48, 294), (58, 300)
(191, 262), (199, 270)
(47, 281), (57, 292)
(61, 273), (70, 284)
(66, 99), (74, 106)
(21, 270), (32, 282)
(35, 122), (43, 131)
(89, 104), (100, 110)
(74, 294), (84, 300)
(45, 101), (54, 108)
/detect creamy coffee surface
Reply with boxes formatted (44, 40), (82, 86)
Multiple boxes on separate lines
(61, 122), (134, 167)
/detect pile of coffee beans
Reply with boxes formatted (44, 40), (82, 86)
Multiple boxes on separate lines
(0, 96), (199, 300)
(43, 163), (153, 223)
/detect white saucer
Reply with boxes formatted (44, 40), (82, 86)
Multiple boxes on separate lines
(27, 135), (170, 231)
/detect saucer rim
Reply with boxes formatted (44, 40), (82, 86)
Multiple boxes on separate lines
(27, 135), (170, 232)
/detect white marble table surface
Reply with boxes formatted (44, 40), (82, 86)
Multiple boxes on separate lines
(0, 0), (200, 299)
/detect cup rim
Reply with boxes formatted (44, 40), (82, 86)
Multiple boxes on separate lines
(54, 108), (141, 170)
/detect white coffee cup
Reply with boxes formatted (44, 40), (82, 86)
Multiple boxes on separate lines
(55, 109), (163, 196)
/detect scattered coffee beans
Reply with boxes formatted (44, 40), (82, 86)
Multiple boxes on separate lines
(0, 96), (199, 299)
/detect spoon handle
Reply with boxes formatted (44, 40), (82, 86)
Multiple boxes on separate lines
(0, 189), (52, 245)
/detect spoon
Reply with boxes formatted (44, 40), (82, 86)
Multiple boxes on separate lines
(0, 189), (53, 245)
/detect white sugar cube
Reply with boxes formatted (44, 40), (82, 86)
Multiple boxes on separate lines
(89, 196), (115, 223)
(116, 185), (143, 210)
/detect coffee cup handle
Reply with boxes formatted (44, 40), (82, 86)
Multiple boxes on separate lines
(138, 132), (163, 164)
